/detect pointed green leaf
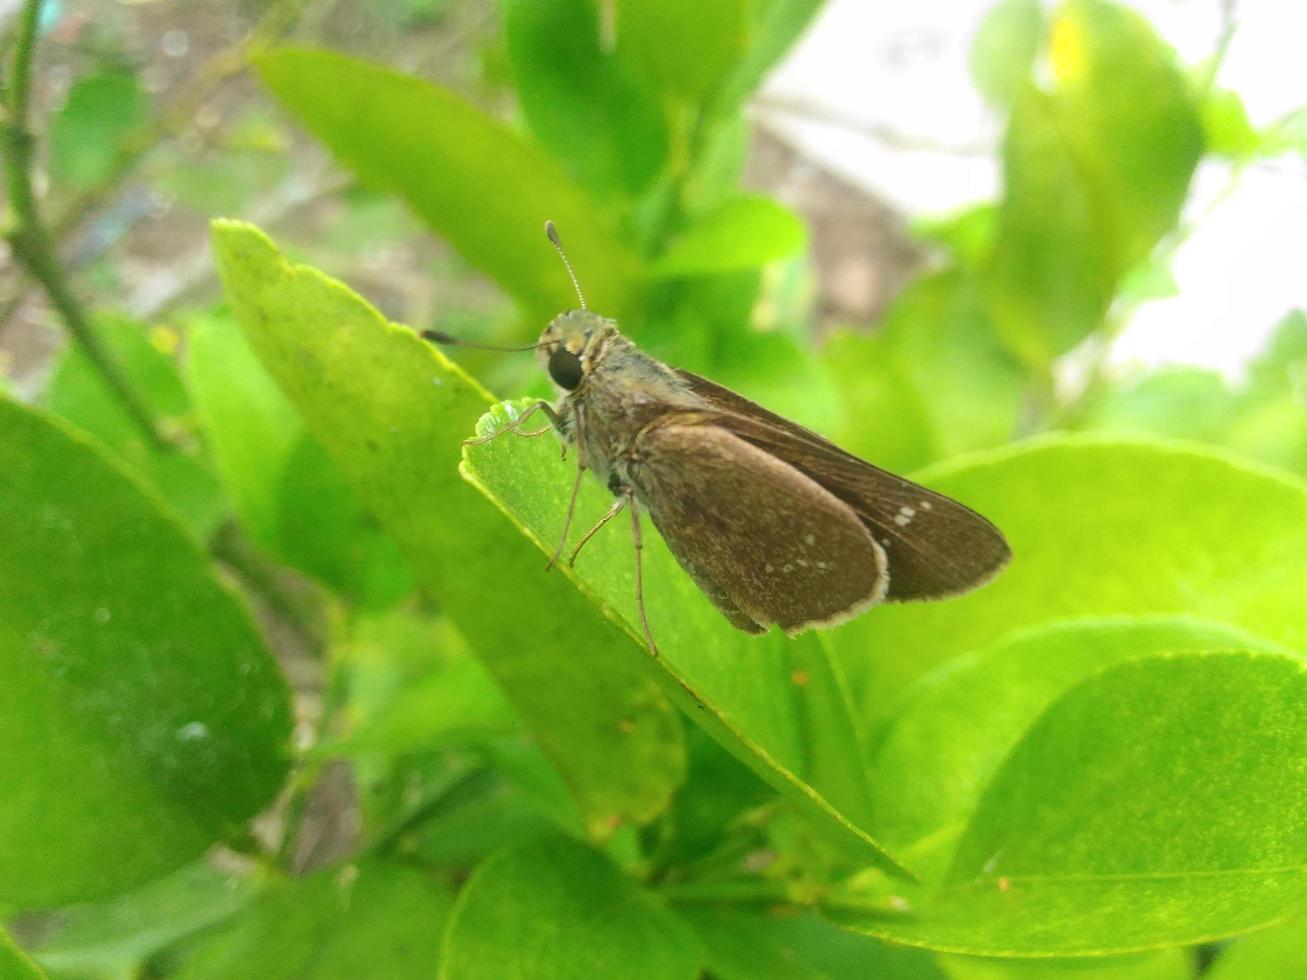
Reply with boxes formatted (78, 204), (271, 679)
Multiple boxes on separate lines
(870, 616), (1288, 878)
(836, 651), (1307, 954)
(986, 0), (1204, 360)
(441, 835), (703, 980)
(210, 221), (683, 835)
(255, 48), (643, 319)
(0, 399), (291, 906)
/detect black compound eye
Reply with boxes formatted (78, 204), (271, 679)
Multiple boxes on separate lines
(548, 346), (584, 390)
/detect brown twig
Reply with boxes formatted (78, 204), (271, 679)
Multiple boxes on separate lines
(2, 0), (165, 447)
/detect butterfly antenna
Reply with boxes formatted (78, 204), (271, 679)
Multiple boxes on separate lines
(421, 330), (548, 352)
(545, 220), (587, 311)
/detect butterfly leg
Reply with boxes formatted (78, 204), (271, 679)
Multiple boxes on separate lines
(626, 492), (658, 657)
(545, 408), (587, 571)
(462, 400), (558, 447)
(566, 494), (629, 567)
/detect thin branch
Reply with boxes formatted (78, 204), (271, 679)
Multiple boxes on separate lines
(0, 0), (304, 333)
(2, 0), (166, 447)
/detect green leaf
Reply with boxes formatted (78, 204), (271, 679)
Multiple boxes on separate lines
(185, 312), (413, 607)
(172, 862), (450, 979)
(462, 399), (905, 876)
(1201, 88), (1263, 161)
(43, 317), (226, 539)
(970, 0), (1043, 107)
(986, 0), (1203, 361)
(316, 610), (519, 760)
(939, 949), (1189, 980)
(652, 197), (807, 278)
(211, 221), (683, 835)
(819, 330), (936, 475)
(25, 863), (258, 978)
(831, 436), (1307, 726)
(836, 651), (1307, 955)
(0, 931), (43, 980)
(440, 835), (703, 980)
(869, 616), (1288, 878)
(1206, 918), (1307, 980)
(680, 905), (947, 980)
(504, 0), (667, 198)
(50, 71), (147, 190)
(866, 270), (1027, 462)
(616, 0), (750, 106)
(712, 0), (826, 114)
(255, 48), (643, 319)
(0, 399), (291, 907)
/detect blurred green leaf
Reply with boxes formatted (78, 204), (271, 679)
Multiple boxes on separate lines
(970, 0), (1043, 107)
(504, 0), (667, 198)
(1201, 88), (1263, 161)
(986, 0), (1203, 361)
(680, 905), (947, 980)
(869, 616), (1286, 877)
(837, 651), (1307, 954)
(1078, 367), (1240, 444)
(441, 834), (703, 979)
(463, 398), (904, 876)
(43, 318), (225, 539)
(256, 48), (643, 320)
(172, 862), (449, 979)
(849, 270), (1027, 463)
(212, 220), (684, 835)
(186, 312), (413, 607)
(616, 0), (750, 107)
(25, 863), (258, 978)
(0, 931), (43, 980)
(1075, 313), (1307, 479)
(652, 197), (807, 278)
(712, 0), (826, 114)
(831, 437), (1307, 726)
(50, 71), (147, 190)
(819, 331), (936, 475)
(317, 610), (518, 759)
(1206, 918), (1307, 980)
(0, 399), (291, 906)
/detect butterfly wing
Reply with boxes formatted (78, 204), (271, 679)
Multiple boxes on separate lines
(630, 419), (887, 635)
(675, 369), (1010, 601)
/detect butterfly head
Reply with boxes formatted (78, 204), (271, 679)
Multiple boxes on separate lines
(537, 310), (618, 392)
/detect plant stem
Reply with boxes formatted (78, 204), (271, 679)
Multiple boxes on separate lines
(2, 0), (166, 448)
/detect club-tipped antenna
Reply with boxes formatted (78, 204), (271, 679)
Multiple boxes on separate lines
(422, 329), (549, 353)
(545, 220), (586, 311)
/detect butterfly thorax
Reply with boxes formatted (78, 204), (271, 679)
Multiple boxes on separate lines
(543, 319), (705, 492)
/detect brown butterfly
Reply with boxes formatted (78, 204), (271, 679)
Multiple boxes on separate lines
(427, 223), (1010, 655)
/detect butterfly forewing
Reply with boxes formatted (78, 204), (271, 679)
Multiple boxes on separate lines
(673, 368), (1010, 600)
(630, 420), (888, 634)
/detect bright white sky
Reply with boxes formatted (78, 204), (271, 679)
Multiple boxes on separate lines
(757, 0), (1307, 379)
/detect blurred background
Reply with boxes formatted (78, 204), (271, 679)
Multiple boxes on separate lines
(3, 0), (1303, 393)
